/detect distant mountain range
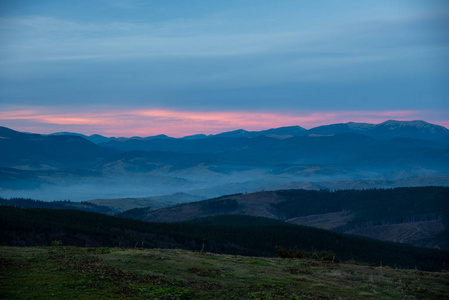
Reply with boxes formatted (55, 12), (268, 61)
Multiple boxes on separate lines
(1, 121), (448, 172)
(1, 121), (448, 252)
(49, 132), (115, 144)
(0, 126), (116, 169)
(1, 120), (448, 202)
(42, 120), (449, 143)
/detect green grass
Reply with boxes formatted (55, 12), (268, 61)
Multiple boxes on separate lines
(1, 246), (448, 299)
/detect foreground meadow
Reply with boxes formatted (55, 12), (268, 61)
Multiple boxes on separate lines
(1, 246), (448, 299)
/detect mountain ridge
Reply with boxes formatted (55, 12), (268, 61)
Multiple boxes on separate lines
(24, 120), (449, 143)
(1, 121), (448, 202)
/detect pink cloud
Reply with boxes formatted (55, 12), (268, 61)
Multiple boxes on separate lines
(0, 107), (446, 137)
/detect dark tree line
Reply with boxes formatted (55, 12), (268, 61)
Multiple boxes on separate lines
(271, 187), (449, 229)
(1, 206), (448, 271)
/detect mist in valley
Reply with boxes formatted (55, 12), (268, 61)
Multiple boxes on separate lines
(2, 162), (448, 202)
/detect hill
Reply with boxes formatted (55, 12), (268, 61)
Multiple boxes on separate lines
(0, 126), (115, 169)
(1, 206), (448, 271)
(118, 187), (449, 249)
(49, 132), (114, 144)
(0, 206), (448, 270)
(0, 193), (203, 215)
(0, 197), (115, 214)
(87, 192), (204, 213)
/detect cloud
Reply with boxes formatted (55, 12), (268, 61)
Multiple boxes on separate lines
(3, 10), (447, 64)
(1, 10), (446, 96)
(0, 4), (447, 114)
(0, 107), (445, 137)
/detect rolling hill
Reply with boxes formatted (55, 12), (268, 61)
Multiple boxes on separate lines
(117, 187), (449, 250)
(1, 206), (447, 271)
(87, 192), (204, 213)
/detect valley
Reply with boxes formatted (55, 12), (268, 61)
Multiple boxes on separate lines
(1, 121), (448, 202)
(1, 122), (448, 253)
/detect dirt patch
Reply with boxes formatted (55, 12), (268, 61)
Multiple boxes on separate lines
(344, 220), (445, 246)
(286, 211), (354, 229)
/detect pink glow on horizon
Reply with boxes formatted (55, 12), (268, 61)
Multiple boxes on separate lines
(0, 107), (447, 137)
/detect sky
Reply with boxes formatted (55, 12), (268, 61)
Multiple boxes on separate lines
(0, 0), (448, 137)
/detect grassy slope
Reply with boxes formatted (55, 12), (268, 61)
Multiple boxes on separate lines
(1, 246), (448, 299)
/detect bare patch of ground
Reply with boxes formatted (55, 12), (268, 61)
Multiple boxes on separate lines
(345, 220), (445, 246)
(286, 211), (355, 229)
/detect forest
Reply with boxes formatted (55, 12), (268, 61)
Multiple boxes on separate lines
(1, 205), (447, 271)
(271, 187), (449, 229)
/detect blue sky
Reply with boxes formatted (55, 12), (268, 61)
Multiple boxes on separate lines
(0, 0), (448, 136)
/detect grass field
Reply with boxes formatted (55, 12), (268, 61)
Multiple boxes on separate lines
(1, 246), (448, 299)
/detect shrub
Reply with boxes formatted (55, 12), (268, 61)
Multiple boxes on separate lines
(275, 246), (339, 263)
(51, 240), (63, 247)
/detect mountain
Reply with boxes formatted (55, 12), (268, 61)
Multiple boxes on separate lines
(50, 132), (115, 144)
(259, 125), (308, 137)
(100, 133), (449, 175)
(213, 129), (252, 138)
(212, 125), (307, 138)
(182, 133), (208, 140)
(307, 120), (449, 143)
(307, 122), (375, 135)
(87, 134), (115, 144)
(1, 121), (448, 201)
(178, 126), (308, 139)
(145, 134), (173, 139)
(97, 121), (449, 168)
(0, 126), (115, 169)
(128, 134), (174, 140)
(46, 120), (449, 144)
(49, 131), (88, 138)
(180, 120), (449, 142)
(370, 120), (449, 142)
(118, 187), (449, 250)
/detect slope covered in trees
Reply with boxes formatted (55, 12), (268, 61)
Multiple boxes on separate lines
(0, 197), (116, 215)
(0, 206), (447, 271)
(119, 187), (449, 249)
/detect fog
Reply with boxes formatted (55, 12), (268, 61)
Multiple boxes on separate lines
(2, 165), (447, 202)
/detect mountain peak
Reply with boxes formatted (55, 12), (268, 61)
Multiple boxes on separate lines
(214, 129), (250, 138)
(379, 120), (431, 127)
(346, 122), (375, 131)
(144, 134), (173, 140)
(372, 120), (449, 141)
(377, 120), (448, 131)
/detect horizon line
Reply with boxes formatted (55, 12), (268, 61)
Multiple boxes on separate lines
(1, 107), (448, 138)
(2, 118), (448, 139)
